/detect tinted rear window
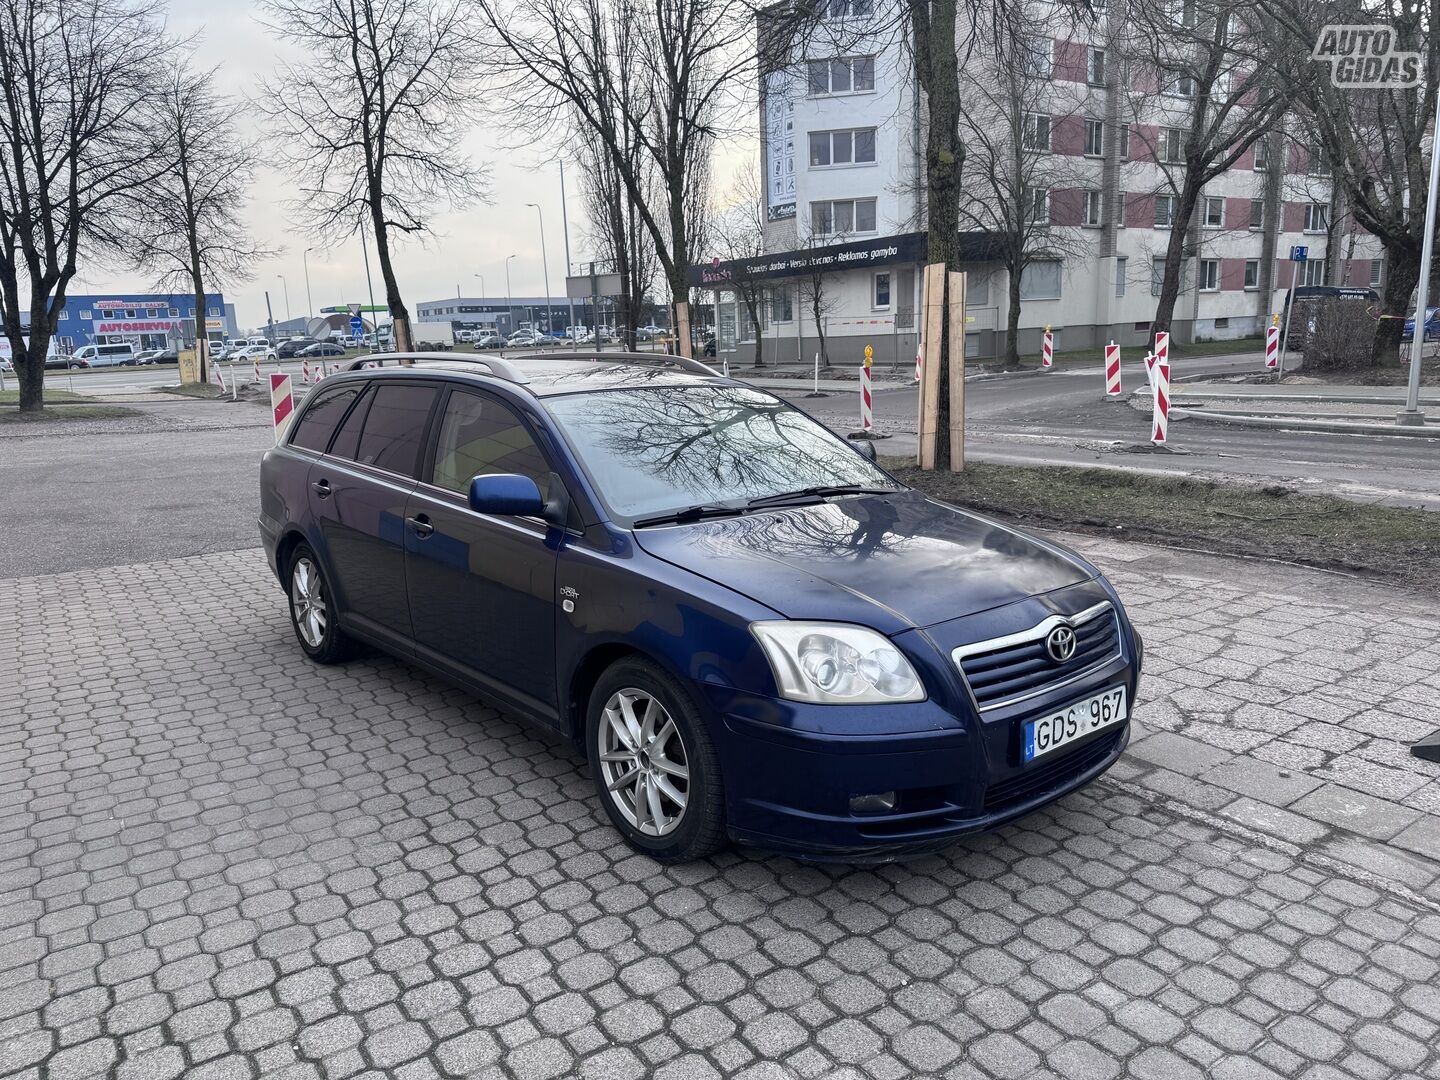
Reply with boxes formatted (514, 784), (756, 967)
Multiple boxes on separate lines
(291, 385), (364, 452)
(328, 386), (373, 461)
(355, 384), (440, 476)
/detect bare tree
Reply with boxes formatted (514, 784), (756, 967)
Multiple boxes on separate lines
(1266, 0), (1433, 362)
(123, 61), (271, 381)
(1121, 0), (1294, 344)
(0, 0), (168, 412)
(256, 0), (491, 354)
(796, 233), (841, 367)
(709, 165), (773, 366)
(480, 0), (768, 356)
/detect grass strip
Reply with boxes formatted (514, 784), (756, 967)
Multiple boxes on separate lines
(888, 460), (1440, 595)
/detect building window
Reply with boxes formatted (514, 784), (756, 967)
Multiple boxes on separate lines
(1303, 260), (1326, 286)
(1115, 256), (1127, 297)
(1021, 112), (1051, 152)
(1254, 139), (1270, 170)
(1244, 260), (1260, 289)
(1159, 127), (1184, 163)
(810, 197), (877, 236)
(1022, 38), (1053, 78)
(80, 310), (92, 319)
(1083, 190), (1104, 227)
(1116, 190), (1127, 228)
(1084, 119), (1104, 157)
(1307, 140), (1329, 175)
(1087, 47), (1106, 85)
(823, 0), (872, 16)
(1303, 203), (1328, 233)
(169, 307), (180, 317)
(1151, 257), (1169, 295)
(770, 287), (793, 323)
(1019, 259), (1062, 300)
(807, 56), (875, 96)
(1249, 199), (1265, 230)
(1119, 123), (1130, 160)
(1370, 259), (1384, 287)
(1199, 259), (1219, 291)
(1154, 194), (1176, 228)
(1203, 196), (1224, 227)
(207, 307), (220, 317)
(58, 309), (69, 321)
(1026, 187), (1050, 225)
(808, 127), (877, 167)
(1164, 71), (1195, 98)
(873, 271), (891, 309)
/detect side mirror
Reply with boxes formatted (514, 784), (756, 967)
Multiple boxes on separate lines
(468, 473), (544, 517)
(848, 436), (878, 461)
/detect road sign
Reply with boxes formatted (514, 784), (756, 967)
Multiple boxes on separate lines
(350, 314), (364, 336)
(348, 303), (362, 316)
(1290, 245), (1309, 262)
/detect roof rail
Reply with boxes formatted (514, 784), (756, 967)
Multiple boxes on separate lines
(344, 352), (530, 383)
(502, 350), (722, 378)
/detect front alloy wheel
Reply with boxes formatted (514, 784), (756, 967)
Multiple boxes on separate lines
(598, 688), (690, 837)
(286, 543), (353, 664)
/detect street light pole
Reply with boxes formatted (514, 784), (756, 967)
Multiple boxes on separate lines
(505, 255), (516, 336)
(277, 275), (291, 325)
(526, 202), (553, 342)
(302, 248), (315, 325)
(360, 220), (376, 312)
(1399, 112), (1440, 425)
(560, 162), (578, 350)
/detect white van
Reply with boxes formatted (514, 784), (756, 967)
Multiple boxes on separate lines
(72, 342), (137, 367)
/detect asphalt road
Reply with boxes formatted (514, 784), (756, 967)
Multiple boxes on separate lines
(766, 356), (1440, 510)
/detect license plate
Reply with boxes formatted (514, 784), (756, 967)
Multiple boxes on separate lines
(1023, 686), (1127, 762)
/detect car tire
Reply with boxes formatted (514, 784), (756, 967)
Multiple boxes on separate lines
(69, 362), (82, 369)
(586, 657), (727, 862)
(286, 543), (355, 664)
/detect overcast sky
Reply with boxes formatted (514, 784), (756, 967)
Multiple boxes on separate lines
(73, 1), (751, 332)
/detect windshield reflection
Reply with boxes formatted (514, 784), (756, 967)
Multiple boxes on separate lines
(545, 385), (900, 520)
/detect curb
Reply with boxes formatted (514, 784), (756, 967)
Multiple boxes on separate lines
(1176, 388), (1440, 407)
(1173, 405), (1440, 438)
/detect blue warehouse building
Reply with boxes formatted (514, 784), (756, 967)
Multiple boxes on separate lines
(38, 292), (239, 353)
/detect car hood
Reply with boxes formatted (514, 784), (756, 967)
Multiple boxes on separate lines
(631, 489), (1093, 635)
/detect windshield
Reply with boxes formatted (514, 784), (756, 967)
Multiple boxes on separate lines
(544, 384), (901, 522)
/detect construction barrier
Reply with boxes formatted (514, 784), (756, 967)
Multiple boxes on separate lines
(1104, 341), (1122, 397)
(1041, 326), (1053, 369)
(1152, 357), (1171, 445)
(1154, 330), (1170, 368)
(211, 358), (227, 395)
(1143, 352), (1156, 387)
(1265, 320), (1279, 370)
(271, 373), (295, 444)
(251, 356), (262, 385)
(913, 340), (921, 382)
(860, 345), (874, 432)
(301, 359), (312, 385)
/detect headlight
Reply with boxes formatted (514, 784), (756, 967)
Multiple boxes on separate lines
(751, 622), (925, 704)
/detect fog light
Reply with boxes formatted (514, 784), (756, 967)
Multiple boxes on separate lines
(849, 791), (897, 814)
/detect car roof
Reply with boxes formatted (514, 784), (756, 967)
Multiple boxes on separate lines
(339, 351), (725, 397)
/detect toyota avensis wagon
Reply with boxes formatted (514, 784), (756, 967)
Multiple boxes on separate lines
(259, 353), (1142, 862)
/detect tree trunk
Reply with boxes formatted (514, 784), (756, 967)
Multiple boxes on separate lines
(19, 293), (58, 414)
(744, 293), (764, 368)
(370, 201), (413, 354)
(1151, 180), (1202, 343)
(811, 290), (828, 366)
(192, 285), (207, 383)
(917, 0), (963, 467)
(1376, 241), (1419, 365)
(1005, 267), (1023, 368)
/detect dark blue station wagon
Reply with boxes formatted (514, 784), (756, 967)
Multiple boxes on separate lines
(259, 353), (1142, 862)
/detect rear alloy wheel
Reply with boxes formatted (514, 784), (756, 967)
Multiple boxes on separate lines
(287, 544), (354, 664)
(587, 659), (726, 862)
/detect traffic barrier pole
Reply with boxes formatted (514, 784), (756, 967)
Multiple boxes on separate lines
(1265, 315), (1279, 370)
(251, 356), (262, 384)
(913, 338), (922, 382)
(1104, 341), (1122, 397)
(301, 359), (312, 385)
(860, 346), (874, 432)
(1144, 352), (1156, 387)
(1041, 325), (1053, 369)
(211, 358), (227, 395)
(270, 373), (295, 444)
(1152, 357), (1171, 445)
(1154, 329), (1170, 369)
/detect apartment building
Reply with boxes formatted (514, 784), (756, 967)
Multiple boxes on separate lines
(700, 2), (1382, 365)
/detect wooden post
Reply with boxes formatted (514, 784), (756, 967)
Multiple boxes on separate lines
(917, 263), (946, 469)
(674, 301), (693, 359)
(946, 270), (967, 471)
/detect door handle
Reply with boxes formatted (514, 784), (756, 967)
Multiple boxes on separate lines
(407, 514), (434, 538)
(311, 479), (331, 498)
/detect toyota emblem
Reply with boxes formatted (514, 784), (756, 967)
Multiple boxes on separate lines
(1045, 625), (1077, 663)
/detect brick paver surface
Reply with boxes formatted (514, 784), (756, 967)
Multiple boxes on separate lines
(2, 547), (1438, 1079)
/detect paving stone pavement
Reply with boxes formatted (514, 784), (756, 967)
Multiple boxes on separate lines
(2, 546), (1439, 1080)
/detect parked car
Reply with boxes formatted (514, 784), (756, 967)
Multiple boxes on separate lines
(45, 354), (87, 370)
(278, 338), (321, 359)
(135, 348), (179, 365)
(474, 333), (504, 349)
(72, 342), (138, 367)
(259, 352), (1142, 862)
(300, 342), (347, 358)
(506, 329), (547, 348)
(234, 344), (278, 362)
(1401, 307), (1440, 343)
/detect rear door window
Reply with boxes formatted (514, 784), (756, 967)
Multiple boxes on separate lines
(354, 383), (441, 476)
(328, 386), (373, 461)
(290, 384), (365, 453)
(429, 389), (552, 499)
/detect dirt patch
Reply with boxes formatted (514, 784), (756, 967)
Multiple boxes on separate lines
(888, 461), (1440, 595)
(0, 404), (135, 424)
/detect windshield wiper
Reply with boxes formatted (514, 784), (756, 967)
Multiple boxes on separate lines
(745, 484), (896, 510)
(632, 504), (747, 528)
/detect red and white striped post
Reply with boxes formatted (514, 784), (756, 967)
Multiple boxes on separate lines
(270, 373), (295, 444)
(1041, 325), (1054, 369)
(913, 339), (922, 382)
(860, 344), (874, 432)
(1143, 352), (1156, 387)
(1265, 316), (1279, 370)
(251, 355), (262, 384)
(211, 357), (227, 394)
(1154, 329), (1170, 369)
(1104, 341), (1122, 397)
(1152, 356), (1171, 445)
(301, 359), (311, 385)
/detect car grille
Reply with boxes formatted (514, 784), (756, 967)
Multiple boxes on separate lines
(954, 603), (1120, 711)
(983, 729), (1124, 813)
